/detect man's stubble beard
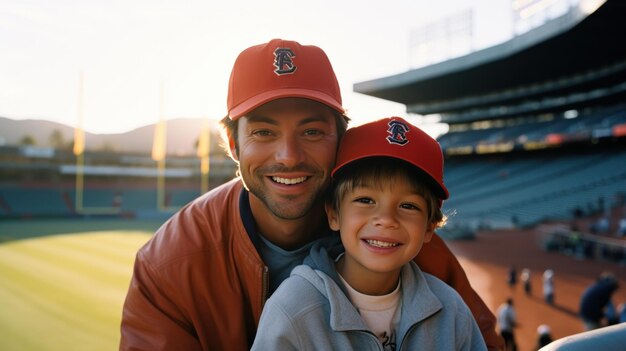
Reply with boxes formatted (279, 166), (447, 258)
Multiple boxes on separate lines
(241, 167), (329, 221)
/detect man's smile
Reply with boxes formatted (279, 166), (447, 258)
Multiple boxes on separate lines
(271, 176), (308, 185)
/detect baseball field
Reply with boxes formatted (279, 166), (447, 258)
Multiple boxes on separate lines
(2, 219), (625, 351)
(0, 219), (162, 351)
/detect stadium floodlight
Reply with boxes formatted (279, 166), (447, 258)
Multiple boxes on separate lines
(409, 8), (474, 69)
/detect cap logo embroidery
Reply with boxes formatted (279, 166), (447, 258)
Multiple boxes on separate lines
(273, 48), (297, 75)
(386, 120), (410, 145)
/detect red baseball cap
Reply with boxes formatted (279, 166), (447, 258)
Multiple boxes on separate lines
(332, 117), (449, 200)
(227, 39), (345, 120)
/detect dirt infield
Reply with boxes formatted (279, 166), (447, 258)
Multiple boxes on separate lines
(447, 229), (626, 351)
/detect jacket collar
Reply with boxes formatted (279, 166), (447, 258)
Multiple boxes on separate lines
(297, 246), (443, 333)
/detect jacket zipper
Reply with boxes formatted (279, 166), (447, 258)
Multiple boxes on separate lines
(358, 330), (385, 350)
(397, 323), (418, 351)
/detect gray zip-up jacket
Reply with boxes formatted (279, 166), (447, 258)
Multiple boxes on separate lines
(251, 243), (487, 351)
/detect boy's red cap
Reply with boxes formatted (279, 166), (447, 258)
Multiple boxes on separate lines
(227, 39), (345, 120)
(332, 116), (449, 200)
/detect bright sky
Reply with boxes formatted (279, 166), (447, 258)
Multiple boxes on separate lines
(0, 0), (514, 136)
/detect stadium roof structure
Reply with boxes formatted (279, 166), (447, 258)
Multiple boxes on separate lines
(354, 0), (626, 124)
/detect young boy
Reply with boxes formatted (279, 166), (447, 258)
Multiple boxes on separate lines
(252, 117), (487, 350)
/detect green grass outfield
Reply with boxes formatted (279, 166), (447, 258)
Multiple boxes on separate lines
(0, 219), (164, 351)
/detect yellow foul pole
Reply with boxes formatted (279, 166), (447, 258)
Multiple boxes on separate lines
(197, 120), (210, 194)
(72, 73), (120, 215)
(152, 81), (167, 211)
(74, 72), (85, 213)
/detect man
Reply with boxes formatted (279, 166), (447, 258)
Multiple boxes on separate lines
(579, 271), (619, 330)
(497, 298), (517, 351)
(120, 38), (503, 350)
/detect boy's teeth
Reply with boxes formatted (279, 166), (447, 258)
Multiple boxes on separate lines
(365, 239), (399, 248)
(272, 176), (307, 185)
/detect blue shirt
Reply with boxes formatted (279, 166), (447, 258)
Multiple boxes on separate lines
(238, 189), (337, 294)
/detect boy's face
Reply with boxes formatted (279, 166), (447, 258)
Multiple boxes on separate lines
(327, 174), (435, 283)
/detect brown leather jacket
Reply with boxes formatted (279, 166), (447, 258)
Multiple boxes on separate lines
(120, 178), (503, 350)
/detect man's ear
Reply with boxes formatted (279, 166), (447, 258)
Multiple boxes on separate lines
(228, 136), (238, 162)
(325, 202), (340, 231)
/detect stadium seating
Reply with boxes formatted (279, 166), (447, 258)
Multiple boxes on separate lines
(0, 186), (201, 219)
(0, 187), (72, 217)
(443, 148), (626, 229)
(438, 104), (626, 152)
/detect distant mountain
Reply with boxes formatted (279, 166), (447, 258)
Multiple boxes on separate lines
(0, 116), (224, 155)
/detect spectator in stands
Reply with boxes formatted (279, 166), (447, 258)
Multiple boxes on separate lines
(497, 298), (518, 351)
(543, 269), (555, 305)
(590, 217), (609, 234)
(535, 324), (553, 349)
(617, 218), (626, 237)
(521, 268), (532, 296)
(119, 39), (502, 351)
(507, 265), (517, 289)
(572, 206), (583, 219)
(579, 271), (620, 331)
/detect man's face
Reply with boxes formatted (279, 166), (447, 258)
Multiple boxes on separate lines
(233, 98), (339, 220)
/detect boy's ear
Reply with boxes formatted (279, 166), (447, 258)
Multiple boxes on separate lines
(325, 203), (340, 231)
(424, 222), (436, 243)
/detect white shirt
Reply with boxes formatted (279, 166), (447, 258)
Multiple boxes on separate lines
(497, 303), (516, 332)
(339, 273), (402, 349)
